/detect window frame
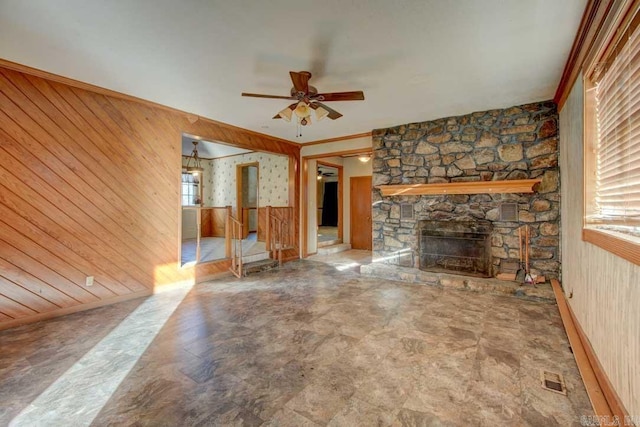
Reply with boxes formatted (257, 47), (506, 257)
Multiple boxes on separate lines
(181, 172), (202, 206)
(582, 1), (640, 266)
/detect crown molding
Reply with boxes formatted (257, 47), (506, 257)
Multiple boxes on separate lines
(301, 131), (372, 146)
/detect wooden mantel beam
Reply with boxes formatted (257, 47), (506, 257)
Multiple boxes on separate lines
(377, 179), (541, 196)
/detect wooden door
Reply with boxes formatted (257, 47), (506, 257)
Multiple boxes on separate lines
(350, 176), (372, 250)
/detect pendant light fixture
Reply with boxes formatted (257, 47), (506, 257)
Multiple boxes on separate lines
(185, 141), (204, 175)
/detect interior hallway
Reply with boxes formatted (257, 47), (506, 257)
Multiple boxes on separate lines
(0, 252), (592, 426)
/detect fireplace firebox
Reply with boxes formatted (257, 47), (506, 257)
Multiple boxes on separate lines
(419, 220), (492, 277)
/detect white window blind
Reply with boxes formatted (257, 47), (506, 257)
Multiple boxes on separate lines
(592, 11), (640, 231)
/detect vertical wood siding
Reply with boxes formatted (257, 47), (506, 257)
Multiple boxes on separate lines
(0, 65), (300, 329)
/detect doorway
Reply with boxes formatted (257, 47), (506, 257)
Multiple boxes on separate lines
(317, 162), (342, 247)
(237, 162), (259, 240)
(350, 175), (372, 250)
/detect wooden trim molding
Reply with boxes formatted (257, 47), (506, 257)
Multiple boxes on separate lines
(302, 131), (372, 146)
(553, 0), (640, 110)
(582, 228), (640, 266)
(303, 147), (375, 160)
(377, 179), (541, 197)
(554, 0), (616, 109)
(552, 279), (630, 422)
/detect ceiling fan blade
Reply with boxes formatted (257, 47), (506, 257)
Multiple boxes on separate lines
(312, 102), (343, 120)
(315, 91), (365, 101)
(290, 71), (311, 94)
(242, 92), (296, 100)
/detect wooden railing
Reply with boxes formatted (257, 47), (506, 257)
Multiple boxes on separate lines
(266, 206), (294, 266)
(228, 215), (243, 278)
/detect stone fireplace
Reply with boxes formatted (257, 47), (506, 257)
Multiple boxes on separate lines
(419, 220), (492, 277)
(371, 101), (560, 281)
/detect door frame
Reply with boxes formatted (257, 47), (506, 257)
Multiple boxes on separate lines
(301, 148), (371, 257)
(236, 162), (259, 238)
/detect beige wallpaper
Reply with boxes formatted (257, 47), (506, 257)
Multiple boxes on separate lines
(206, 152), (289, 210)
(560, 74), (640, 416)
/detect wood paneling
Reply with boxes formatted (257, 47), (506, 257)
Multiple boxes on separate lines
(201, 207), (227, 238)
(559, 76), (638, 417)
(0, 63), (300, 330)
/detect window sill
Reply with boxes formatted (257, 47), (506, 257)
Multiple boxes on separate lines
(582, 227), (640, 266)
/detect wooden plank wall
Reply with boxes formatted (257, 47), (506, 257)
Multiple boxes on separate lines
(0, 63), (300, 330)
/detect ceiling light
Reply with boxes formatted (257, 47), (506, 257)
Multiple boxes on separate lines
(358, 154), (371, 163)
(185, 141), (204, 175)
(317, 170), (323, 181)
(277, 107), (293, 122)
(294, 101), (312, 126)
(315, 106), (329, 121)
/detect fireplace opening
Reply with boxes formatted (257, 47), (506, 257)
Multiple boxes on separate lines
(419, 220), (492, 278)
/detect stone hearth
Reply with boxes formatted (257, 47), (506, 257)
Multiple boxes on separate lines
(371, 101), (560, 281)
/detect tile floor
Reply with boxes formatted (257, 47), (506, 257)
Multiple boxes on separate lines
(317, 226), (339, 244)
(0, 252), (592, 426)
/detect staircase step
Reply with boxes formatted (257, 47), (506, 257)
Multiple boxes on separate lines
(243, 259), (279, 276)
(318, 238), (341, 248)
(242, 251), (270, 264)
(317, 243), (351, 255)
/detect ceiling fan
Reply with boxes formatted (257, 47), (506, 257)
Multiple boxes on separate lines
(242, 71), (364, 126)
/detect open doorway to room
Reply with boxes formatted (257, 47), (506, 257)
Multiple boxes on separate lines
(237, 162), (259, 240)
(317, 163), (342, 246)
(302, 150), (372, 257)
(179, 134), (291, 267)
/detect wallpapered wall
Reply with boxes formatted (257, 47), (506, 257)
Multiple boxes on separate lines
(206, 152), (289, 209)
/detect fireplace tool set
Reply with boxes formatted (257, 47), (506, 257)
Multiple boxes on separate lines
(517, 225), (536, 284)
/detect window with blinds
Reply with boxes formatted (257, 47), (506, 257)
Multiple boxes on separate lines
(181, 172), (201, 206)
(586, 9), (640, 236)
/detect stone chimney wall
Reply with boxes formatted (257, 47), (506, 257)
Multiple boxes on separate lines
(372, 101), (560, 279)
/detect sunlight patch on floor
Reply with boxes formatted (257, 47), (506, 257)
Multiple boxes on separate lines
(10, 283), (194, 427)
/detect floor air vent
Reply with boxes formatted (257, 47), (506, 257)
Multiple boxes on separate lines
(540, 370), (567, 395)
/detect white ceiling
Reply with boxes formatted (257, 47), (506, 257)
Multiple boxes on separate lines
(0, 0), (586, 144)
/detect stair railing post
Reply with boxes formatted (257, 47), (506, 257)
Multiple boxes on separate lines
(265, 205), (272, 253)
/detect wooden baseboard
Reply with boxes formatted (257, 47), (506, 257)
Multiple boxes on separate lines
(551, 279), (629, 423)
(0, 290), (152, 331)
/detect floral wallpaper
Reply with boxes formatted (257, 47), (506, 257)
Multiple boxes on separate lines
(206, 152), (289, 209)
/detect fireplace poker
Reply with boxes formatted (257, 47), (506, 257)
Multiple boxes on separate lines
(524, 225), (534, 284)
(516, 226), (525, 282)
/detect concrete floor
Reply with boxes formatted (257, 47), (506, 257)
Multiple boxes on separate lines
(0, 251), (592, 426)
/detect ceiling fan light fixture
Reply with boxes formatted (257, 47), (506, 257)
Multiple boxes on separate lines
(315, 105), (329, 121)
(294, 101), (311, 118)
(277, 106), (293, 122)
